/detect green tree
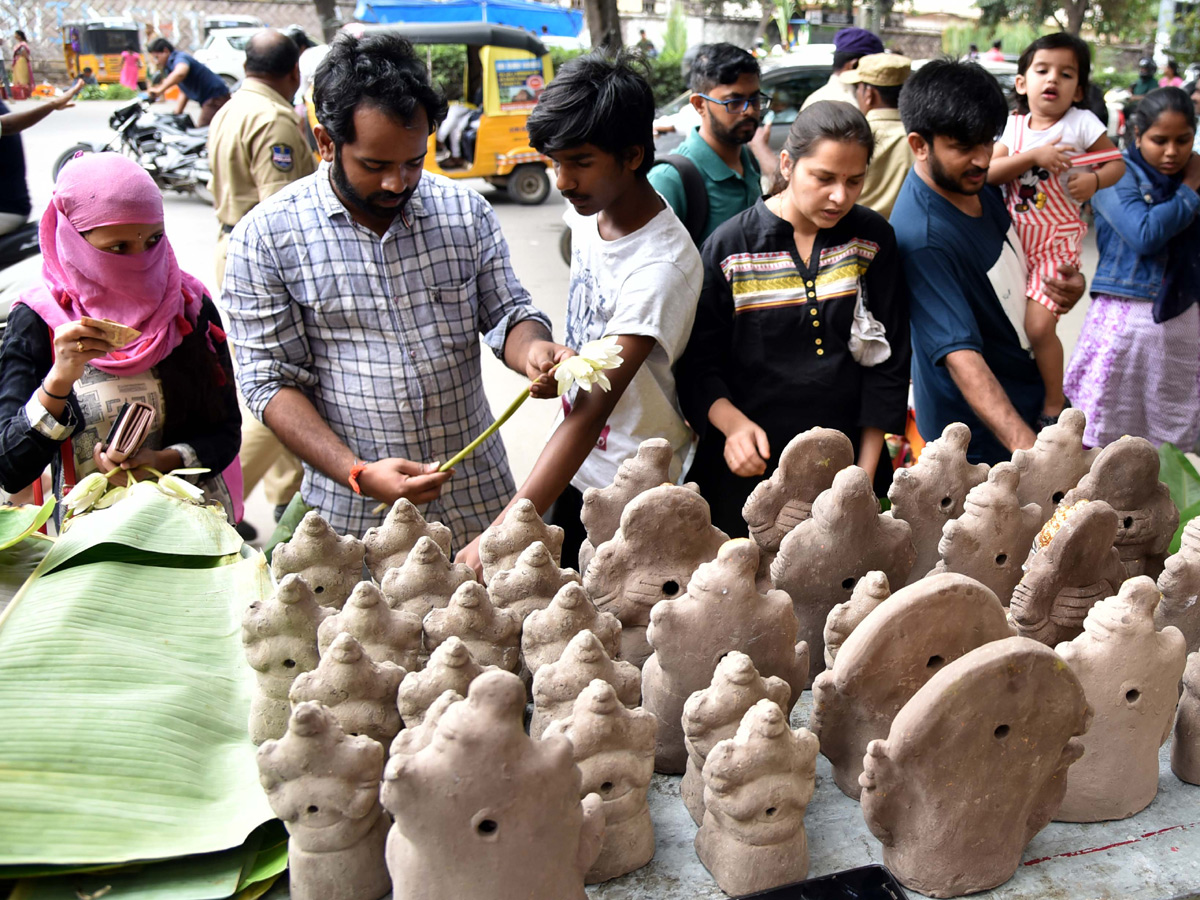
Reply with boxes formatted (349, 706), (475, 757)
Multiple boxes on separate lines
(975, 0), (1157, 39)
(584, 0), (623, 49)
(661, 0), (688, 64)
(1173, 8), (1200, 61)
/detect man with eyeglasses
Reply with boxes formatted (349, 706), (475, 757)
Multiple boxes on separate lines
(648, 43), (776, 244)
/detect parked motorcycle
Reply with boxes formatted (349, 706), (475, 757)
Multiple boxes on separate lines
(51, 100), (212, 201)
(0, 221), (43, 338)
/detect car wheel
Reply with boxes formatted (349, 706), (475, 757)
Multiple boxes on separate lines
(559, 226), (571, 265)
(507, 164), (551, 205)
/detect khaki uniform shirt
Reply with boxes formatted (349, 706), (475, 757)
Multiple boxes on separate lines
(858, 108), (914, 221)
(800, 73), (859, 111)
(208, 79), (316, 283)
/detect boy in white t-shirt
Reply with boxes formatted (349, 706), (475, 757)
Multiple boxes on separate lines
(456, 52), (703, 572)
(987, 33), (1124, 428)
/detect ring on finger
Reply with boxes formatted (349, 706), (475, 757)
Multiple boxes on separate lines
(76, 340), (84, 353)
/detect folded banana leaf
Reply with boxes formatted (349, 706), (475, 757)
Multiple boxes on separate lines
(0, 486), (275, 866)
(0, 499), (55, 551)
(0, 534), (52, 614)
(7, 822), (288, 900)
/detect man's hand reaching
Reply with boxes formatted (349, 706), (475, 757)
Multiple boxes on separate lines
(356, 458), (453, 506)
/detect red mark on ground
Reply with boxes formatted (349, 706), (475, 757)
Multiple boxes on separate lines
(1024, 822), (1200, 866)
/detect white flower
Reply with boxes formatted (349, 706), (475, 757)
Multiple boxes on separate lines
(157, 474), (205, 503)
(555, 335), (624, 396)
(63, 472), (109, 515)
(93, 486), (127, 509)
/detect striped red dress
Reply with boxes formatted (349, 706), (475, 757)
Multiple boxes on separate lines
(998, 108), (1121, 312)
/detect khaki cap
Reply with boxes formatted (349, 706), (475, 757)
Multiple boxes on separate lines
(840, 53), (912, 87)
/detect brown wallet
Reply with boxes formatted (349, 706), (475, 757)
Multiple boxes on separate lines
(104, 401), (156, 464)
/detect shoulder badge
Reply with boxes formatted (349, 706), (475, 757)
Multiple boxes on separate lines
(271, 144), (294, 172)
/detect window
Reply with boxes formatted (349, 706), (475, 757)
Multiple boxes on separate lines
(766, 71), (831, 125)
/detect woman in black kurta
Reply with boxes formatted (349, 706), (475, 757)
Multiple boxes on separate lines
(677, 101), (911, 538)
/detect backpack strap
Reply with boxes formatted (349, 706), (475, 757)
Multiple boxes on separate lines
(656, 154), (710, 245)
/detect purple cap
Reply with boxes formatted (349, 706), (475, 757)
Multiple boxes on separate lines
(833, 27), (884, 57)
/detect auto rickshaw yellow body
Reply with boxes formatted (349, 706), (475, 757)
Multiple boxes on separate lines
(313, 22), (555, 204)
(61, 19), (147, 88)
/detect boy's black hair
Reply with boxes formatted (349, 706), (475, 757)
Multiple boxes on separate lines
(688, 42), (760, 93)
(313, 30), (447, 144)
(1014, 32), (1092, 115)
(1130, 86), (1197, 138)
(526, 51), (656, 176)
(148, 38), (174, 54)
(900, 58), (1007, 148)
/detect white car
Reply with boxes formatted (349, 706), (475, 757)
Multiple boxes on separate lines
(193, 27), (262, 88)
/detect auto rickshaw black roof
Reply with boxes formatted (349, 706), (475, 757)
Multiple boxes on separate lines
(351, 21), (547, 56)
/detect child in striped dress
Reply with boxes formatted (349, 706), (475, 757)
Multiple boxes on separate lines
(987, 33), (1125, 428)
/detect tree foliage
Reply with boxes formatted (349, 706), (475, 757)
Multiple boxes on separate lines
(975, 0), (1157, 40)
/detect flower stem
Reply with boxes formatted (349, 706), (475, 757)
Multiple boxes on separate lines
(440, 386), (531, 472)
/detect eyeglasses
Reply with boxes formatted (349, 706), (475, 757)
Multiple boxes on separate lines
(695, 91), (772, 114)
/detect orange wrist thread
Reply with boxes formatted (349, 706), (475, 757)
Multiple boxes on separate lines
(349, 460), (368, 495)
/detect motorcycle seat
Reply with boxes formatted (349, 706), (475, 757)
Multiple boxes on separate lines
(0, 222), (40, 270)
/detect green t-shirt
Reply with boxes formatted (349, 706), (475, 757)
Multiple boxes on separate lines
(648, 127), (762, 244)
(1131, 75), (1158, 97)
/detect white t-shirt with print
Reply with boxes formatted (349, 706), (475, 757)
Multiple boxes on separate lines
(999, 106), (1108, 195)
(556, 201), (703, 493)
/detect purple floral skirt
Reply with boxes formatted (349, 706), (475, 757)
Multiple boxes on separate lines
(1064, 295), (1200, 450)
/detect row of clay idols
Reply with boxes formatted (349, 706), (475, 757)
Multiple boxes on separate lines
(815, 569), (1192, 817)
(257, 669), (661, 900)
(244, 566), (637, 746)
(269, 499), (570, 614)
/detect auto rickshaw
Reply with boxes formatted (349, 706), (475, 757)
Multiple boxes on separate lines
(61, 18), (147, 88)
(323, 22), (555, 205)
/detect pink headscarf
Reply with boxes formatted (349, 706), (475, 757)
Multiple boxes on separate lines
(16, 152), (205, 376)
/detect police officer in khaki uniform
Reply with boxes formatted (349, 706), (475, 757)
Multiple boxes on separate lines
(209, 29), (316, 284)
(209, 29), (316, 530)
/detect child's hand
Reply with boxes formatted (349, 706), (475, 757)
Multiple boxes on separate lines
(1032, 141), (1072, 175)
(1066, 169), (1099, 203)
(724, 420), (771, 477)
(526, 341), (575, 399)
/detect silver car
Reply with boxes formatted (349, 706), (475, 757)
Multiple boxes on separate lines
(654, 45), (836, 154)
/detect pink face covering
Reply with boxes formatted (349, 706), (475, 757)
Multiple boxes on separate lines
(15, 152), (205, 376)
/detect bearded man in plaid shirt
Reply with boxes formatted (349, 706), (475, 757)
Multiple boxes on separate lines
(221, 30), (569, 545)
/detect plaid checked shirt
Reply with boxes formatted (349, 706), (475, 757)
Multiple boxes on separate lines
(220, 164), (551, 545)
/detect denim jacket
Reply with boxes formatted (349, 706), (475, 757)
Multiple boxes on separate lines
(1091, 160), (1200, 301)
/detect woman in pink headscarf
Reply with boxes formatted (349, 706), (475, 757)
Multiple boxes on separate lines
(0, 152), (241, 518)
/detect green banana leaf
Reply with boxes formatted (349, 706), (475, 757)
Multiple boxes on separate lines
(0, 488), (275, 866)
(44, 483), (243, 575)
(1158, 443), (1200, 554)
(9, 843), (252, 900)
(0, 499), (55, 551)
(6, 822), (288, 900)
(0, 534), (52, 613)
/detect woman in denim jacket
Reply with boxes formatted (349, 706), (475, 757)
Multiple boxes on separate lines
(1065, 87), (1200, 449)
